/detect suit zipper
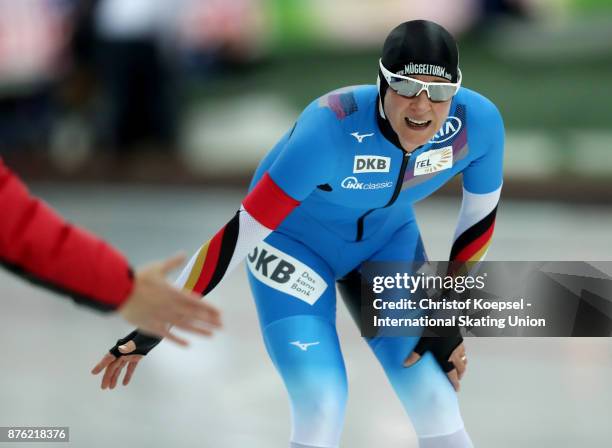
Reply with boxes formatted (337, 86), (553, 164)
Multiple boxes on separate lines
(355, 151), (412, 241)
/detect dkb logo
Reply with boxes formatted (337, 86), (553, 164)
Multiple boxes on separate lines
(246, 242), (328, 305)
(353, 155), (391, 173)
(247, 247), (295, 284)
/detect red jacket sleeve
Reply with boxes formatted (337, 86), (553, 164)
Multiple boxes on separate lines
(0, 158), (134, 311)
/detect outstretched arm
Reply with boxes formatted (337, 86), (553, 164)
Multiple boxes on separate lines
(0, 158), (222, 341)
(92, 102), (344, 388)
(102, 172), (303, 359)
(0, 158), (133, 310)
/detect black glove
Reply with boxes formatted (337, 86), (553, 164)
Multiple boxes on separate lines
(412, 334), (463, 372)
(109, 330), (162, 358)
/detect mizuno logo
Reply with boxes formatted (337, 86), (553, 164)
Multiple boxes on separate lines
(290, 341), (320, 351)
(351, 132), (374, 143)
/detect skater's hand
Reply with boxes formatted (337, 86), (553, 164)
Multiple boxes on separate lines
(404, 340), (467, 392)
(445, 342), (468, 392)
(91, 341), (142, 389)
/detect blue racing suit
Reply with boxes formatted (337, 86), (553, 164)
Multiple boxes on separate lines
(243, 84), (503, 447)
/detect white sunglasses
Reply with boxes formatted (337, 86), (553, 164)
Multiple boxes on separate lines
(379, 59), (461, 102)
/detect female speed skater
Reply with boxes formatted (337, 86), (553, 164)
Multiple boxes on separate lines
(92, 20), (503, 448)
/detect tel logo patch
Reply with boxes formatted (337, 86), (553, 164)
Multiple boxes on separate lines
(353, 155), (391, 173)
(429, 116), (462, 144)
(414, 146), (453, 176)
(247, 242), (327, 305)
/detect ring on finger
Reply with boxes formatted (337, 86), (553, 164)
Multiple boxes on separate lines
(460, 355), (467, 362)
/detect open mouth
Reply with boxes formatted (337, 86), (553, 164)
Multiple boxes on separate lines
(404, 117), (432, 130)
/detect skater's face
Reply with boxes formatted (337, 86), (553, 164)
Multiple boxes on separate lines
(383, 75), (453, 153)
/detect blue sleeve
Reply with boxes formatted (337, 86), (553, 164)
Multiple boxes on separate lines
(267, 103), (341, 201)
(462, 97), (505, 194)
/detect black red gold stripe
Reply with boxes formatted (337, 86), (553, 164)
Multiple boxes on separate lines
(184, 236), (220, 293)
(449, 206), (497, 262)
(203, 212), (239, 295)
(184, 213), (239, 295)
(183, 173), (299, 297)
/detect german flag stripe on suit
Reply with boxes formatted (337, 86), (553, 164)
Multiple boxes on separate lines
(180, 172), (300, 296)
(450, 206), (497, 262)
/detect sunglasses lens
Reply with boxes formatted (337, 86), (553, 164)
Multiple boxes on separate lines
(388, 77), (422, 97)
(428, 84), (457, 102)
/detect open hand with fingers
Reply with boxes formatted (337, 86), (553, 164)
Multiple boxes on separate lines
(91, 341), (142, 389)
(92, 253), (222, 390)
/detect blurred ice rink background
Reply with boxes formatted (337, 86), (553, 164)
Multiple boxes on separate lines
(1, 0), (611, 447)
